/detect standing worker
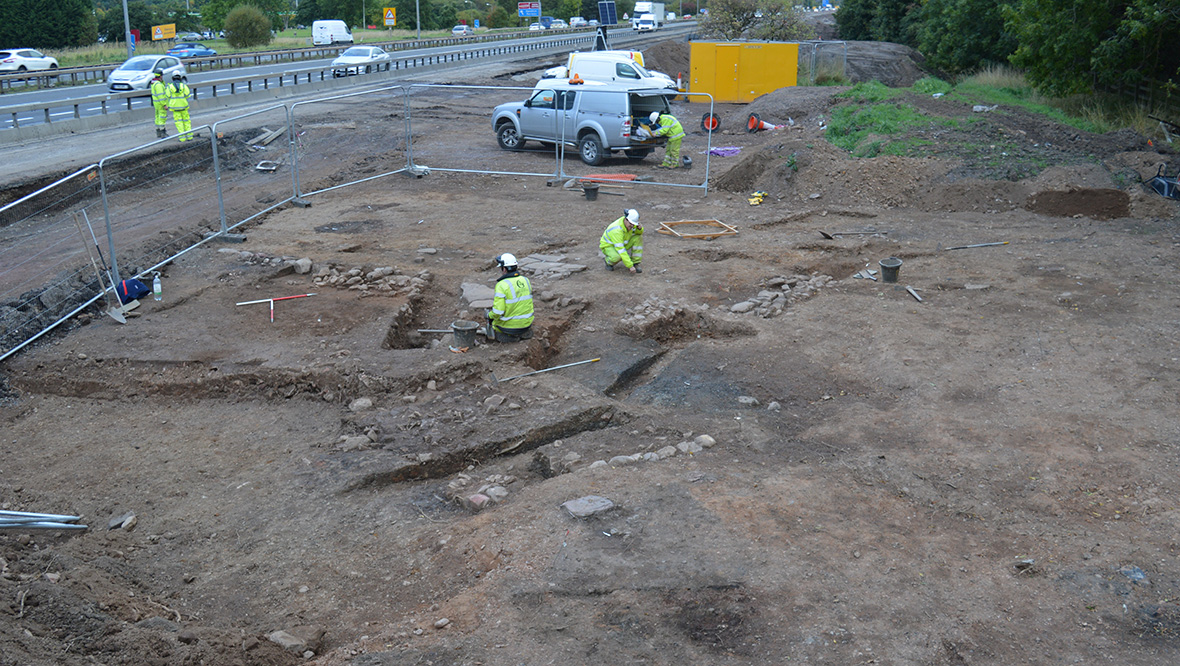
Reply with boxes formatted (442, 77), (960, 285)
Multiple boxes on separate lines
(166, 73), (193, 142)
(486, 253), (534, 343)
(649, 111), (685, 169)
(149, 69), (168, 138)
(600, 209), (644, 273)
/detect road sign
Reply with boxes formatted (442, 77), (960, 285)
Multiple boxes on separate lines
(152, 23), (176, 41)
(518, 2), (540, 18)
(383, 8), (396, 26)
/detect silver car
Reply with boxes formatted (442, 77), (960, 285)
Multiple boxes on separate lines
(331, 46), (391, 77)
(107, 55), (185, 93)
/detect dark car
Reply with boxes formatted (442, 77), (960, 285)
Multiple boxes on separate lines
(166, 43), (217, 58)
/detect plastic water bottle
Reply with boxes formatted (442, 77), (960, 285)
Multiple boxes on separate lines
(152, 275), (162, 301)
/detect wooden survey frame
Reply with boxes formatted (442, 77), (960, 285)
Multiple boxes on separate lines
(655, 219), (739, 241)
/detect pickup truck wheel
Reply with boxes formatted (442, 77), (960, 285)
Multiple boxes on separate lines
(496, 124), (525, 150)
(579, 135), (605, 166)
(623, 149), (652, 160)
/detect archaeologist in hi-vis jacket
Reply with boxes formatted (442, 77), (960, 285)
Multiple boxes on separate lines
(648, 111), (685, 168)
(166, 73), (193, 142)
(600, 209), (644, 273)
(487, 253), (534, 343)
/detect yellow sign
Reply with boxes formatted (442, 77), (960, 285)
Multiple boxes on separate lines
(152, 23), (176, 41)
(383, 8), (397, 26)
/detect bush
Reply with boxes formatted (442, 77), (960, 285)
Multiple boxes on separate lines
(224, 5), (272, 49)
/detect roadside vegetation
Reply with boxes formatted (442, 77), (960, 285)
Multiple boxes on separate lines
(825, 68), (1163, 161)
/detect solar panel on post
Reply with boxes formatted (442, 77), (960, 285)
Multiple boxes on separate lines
(597, 1), (617, 25)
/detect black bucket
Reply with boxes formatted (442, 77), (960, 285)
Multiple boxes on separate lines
(583, 183), (600, 201)
(451, 320), (479, 347)
(879, 257), (903, 283)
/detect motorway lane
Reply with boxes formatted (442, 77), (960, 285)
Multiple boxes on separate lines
(0, 31), (637, 129)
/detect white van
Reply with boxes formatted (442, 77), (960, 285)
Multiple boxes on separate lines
(541, 52), (678, 91)
(312, 20), (353, 46)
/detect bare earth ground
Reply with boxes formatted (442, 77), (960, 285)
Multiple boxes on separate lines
(3, 38), (1180, 666)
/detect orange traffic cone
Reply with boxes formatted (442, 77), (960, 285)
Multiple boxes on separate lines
(746, 113), (779, 133)
(701, 112), (720, 133)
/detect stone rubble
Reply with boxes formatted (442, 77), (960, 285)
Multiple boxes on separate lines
(727, 274), (836, 318)
(311, 263), (433, 299)
(515, 253), (588, 281)
(616, 296), (711, 338)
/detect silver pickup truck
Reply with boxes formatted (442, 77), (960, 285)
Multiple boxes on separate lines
(491, 80), (672, 166)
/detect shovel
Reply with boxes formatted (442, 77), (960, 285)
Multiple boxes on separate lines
(73, 211), (126, 324)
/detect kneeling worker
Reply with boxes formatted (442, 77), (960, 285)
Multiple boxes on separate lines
(487, 253), (534, 342)
(600, 209), (644, 273)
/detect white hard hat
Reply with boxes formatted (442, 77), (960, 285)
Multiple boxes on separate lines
(497, 253), (517, 268)
(649, 111), (660, 124)
(625, 209), (639, 224)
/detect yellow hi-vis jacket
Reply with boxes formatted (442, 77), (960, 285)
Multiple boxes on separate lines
(651, 113), (684, 140)
(150, 79), (168, 108)
(166, 81), (191, 110)
(599, 216), (644, 268)
(491, 271), (534, 331)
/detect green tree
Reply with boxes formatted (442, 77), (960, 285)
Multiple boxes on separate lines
(1091, 0), (1180, 86)
(200, 0), (289, 32)
(224, 4), (274, 46)
(699, 0), (813, 41)
(1004, 0), (1120, 95)
(918, 0), (1015, 74)
(96, 0), (157, 42)
(0, 0), (97, 48)
(835, 0), (873, 40)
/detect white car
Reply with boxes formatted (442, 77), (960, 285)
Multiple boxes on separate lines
(528, 23), (542, 31)
(0, 49), (59, 75)
(451, 24), (474, 37)
(107, 55), (185, 93)
(549, 19), (568, 29)
(569, 17), (586, 27)
(331, 46), (391, 77)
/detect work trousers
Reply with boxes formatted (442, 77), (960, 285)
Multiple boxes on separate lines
(171, 108), (192, 142)
(153, 103), (167, 130)
(661, 136), (682, 167)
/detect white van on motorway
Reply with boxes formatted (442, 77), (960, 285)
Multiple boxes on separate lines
(312, 20), (353, 46)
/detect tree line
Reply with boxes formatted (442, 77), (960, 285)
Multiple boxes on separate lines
(836, 0), (1180, 96)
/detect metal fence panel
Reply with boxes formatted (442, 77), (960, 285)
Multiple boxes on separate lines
(291, 85), (410, 197)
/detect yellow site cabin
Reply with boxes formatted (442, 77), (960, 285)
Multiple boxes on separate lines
(689, 42), (799, 103)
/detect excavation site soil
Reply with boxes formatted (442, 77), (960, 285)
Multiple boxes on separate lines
(3, 37), (1180, 665)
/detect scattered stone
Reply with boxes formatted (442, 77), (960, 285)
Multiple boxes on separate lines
(177, 629), (198, 644)
(462, 493), (492, 512)
(656, 445), (679, 459)
(481, 485), (509, 503)
(336, 435), (371, 452)
(737, 396), (760, 406)
(730, 301), (756, 313)
(417, 248), (438, 254)
(426, 380), (437, 391)
(561, 495), (615, 518)
(293, 258), (313, 274)
(108, 512), (135, 531)
(767, 401), (782, 412)
(677, 440), (703, 454)
(1014, 558), (1036, 571)
(609, 455), (638, 466)
(484, 394), (505, 411)
(348, 397), (373, 412)
(589, 460), (607, 469)
(434, 618), (450, 629)
(964, 283), (991, 290)
(268, 630), (306, 653)
(694, 434), (716, 448)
